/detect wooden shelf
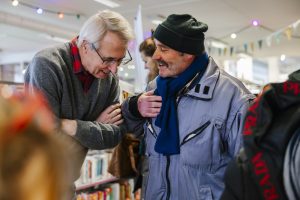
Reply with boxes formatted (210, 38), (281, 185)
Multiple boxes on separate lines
(76, 177), (118, 191)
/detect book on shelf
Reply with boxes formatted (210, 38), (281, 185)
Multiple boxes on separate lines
(76, 180), (137, 200)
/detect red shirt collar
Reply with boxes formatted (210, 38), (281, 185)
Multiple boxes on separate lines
(70, 37), (95, 92)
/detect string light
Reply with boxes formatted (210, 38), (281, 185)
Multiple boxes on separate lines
(12, 0), (18, 6)
(11, 0), (82, 20)
(252, 20), (260, 27)
(231, 33), (237, 39)
(220, 19), (263, 40)
(208, 19), (300, 57)
(58, 12), (64, 19)
(36, 8), (43, 14)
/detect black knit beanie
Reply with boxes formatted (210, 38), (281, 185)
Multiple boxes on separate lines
(153, 14), (208, 55)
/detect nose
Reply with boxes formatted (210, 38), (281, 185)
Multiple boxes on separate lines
(108, 63), (118, 74)
(152, 48), (160, 60)
(145, 63), (150, 69)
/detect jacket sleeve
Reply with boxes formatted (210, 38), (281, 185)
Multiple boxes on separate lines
(25, 54), (126, 150)
(220, 157), (244, 200)
(221, 148), (259, 200)
(121, 96), (146, 137)
(227, 96), (253, 157)
(120, 79), (158, 137)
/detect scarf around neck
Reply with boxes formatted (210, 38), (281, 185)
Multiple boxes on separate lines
(154, 53), (209, 155)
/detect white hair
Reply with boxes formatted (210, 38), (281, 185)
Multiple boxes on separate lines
(77, 10), (134, 48)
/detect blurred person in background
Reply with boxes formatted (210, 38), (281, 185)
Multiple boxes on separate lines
(139, 37), (159, 83)
(24, 10), (134, 196)
(220, 69), (300, 200)
(0, 92), (73, 200)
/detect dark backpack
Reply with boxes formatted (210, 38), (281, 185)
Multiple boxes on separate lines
(221, 80), (300, 200)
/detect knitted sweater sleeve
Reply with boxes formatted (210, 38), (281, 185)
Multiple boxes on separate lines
(74, 77), (126, 149)
(24, 53), (63, 118)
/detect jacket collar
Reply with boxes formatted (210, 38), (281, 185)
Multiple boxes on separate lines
(186, 57), (220, 100)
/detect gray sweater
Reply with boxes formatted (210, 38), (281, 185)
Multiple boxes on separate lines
(25, 42), (125, 181)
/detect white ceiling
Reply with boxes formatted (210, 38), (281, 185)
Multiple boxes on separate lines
(0, 0), (300, 79)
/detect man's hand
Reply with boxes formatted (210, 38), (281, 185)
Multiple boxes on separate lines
(96, 103), (123, 125)
(61, 119), (77, 136)
(138, 90), (162, 118)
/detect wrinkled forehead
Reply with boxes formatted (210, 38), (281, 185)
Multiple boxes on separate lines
(99, 31), (127, 49)
(97, 32), (127, 56)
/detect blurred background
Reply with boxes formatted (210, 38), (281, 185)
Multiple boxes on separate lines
(0, 0), (300, 94)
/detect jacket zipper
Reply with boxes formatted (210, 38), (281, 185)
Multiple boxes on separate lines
(180, 121), (211, 146)
(166, 155), (171, 200)
(146, 120), (157, 138)
(146, 120), (171, 199)
(165, 79), (205, 199)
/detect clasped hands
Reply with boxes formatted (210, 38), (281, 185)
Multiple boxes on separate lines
(98, 90), (162, 126)
(97, 103), (123, 125)
(61, 90), (162, 136)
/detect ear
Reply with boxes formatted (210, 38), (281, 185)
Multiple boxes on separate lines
(81, 40), (90, 53)
(183, 53), (195, 62)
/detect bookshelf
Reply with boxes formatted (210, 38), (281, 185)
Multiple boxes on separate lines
(76, 177), (118, 191)
(76, 179), (137, 200)
(0, 81), (24, 96)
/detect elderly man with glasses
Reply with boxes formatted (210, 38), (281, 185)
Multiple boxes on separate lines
(25, 10), (133, 197)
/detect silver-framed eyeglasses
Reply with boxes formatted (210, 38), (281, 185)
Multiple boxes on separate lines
(91, 43), (132, 66)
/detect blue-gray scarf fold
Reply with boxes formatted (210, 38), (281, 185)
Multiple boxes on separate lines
(154, 53), (209, 155)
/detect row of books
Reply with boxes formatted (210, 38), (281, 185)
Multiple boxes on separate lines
(76, 179), (140, 200)
(75, 150), (113, 188)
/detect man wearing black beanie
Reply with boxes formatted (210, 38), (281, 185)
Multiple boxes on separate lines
(122, 14), (255, 200)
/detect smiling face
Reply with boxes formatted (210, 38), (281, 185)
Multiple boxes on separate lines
(79, 31), (127, 79)
(152, 39), (195, 78)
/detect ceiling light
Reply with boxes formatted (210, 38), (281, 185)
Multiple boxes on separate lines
(40, 34), (69, 43)
(49, 36), (68, 43)
(119, 67), (124, 72)
(230, 33), (237, 39)
(209, 40), (228, 49)
(127, 65), (135, 70)
(93, 0), (120, 8)
(252, 20), (259, 27)
(36, 8), (43, 14)
(12, 0), (19, 6)
(124, 73), (129, 77)
(280, 54), (286, 61)
(58, 12), (64, 19)
(151, 20), (162, 25)
(237, 52), (252, 59)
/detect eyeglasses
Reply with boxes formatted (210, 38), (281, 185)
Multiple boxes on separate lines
(91, 43), (132, 66)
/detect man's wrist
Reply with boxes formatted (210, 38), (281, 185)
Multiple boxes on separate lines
(128, 93), (143, 118)
(61, 119), (77, 136)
